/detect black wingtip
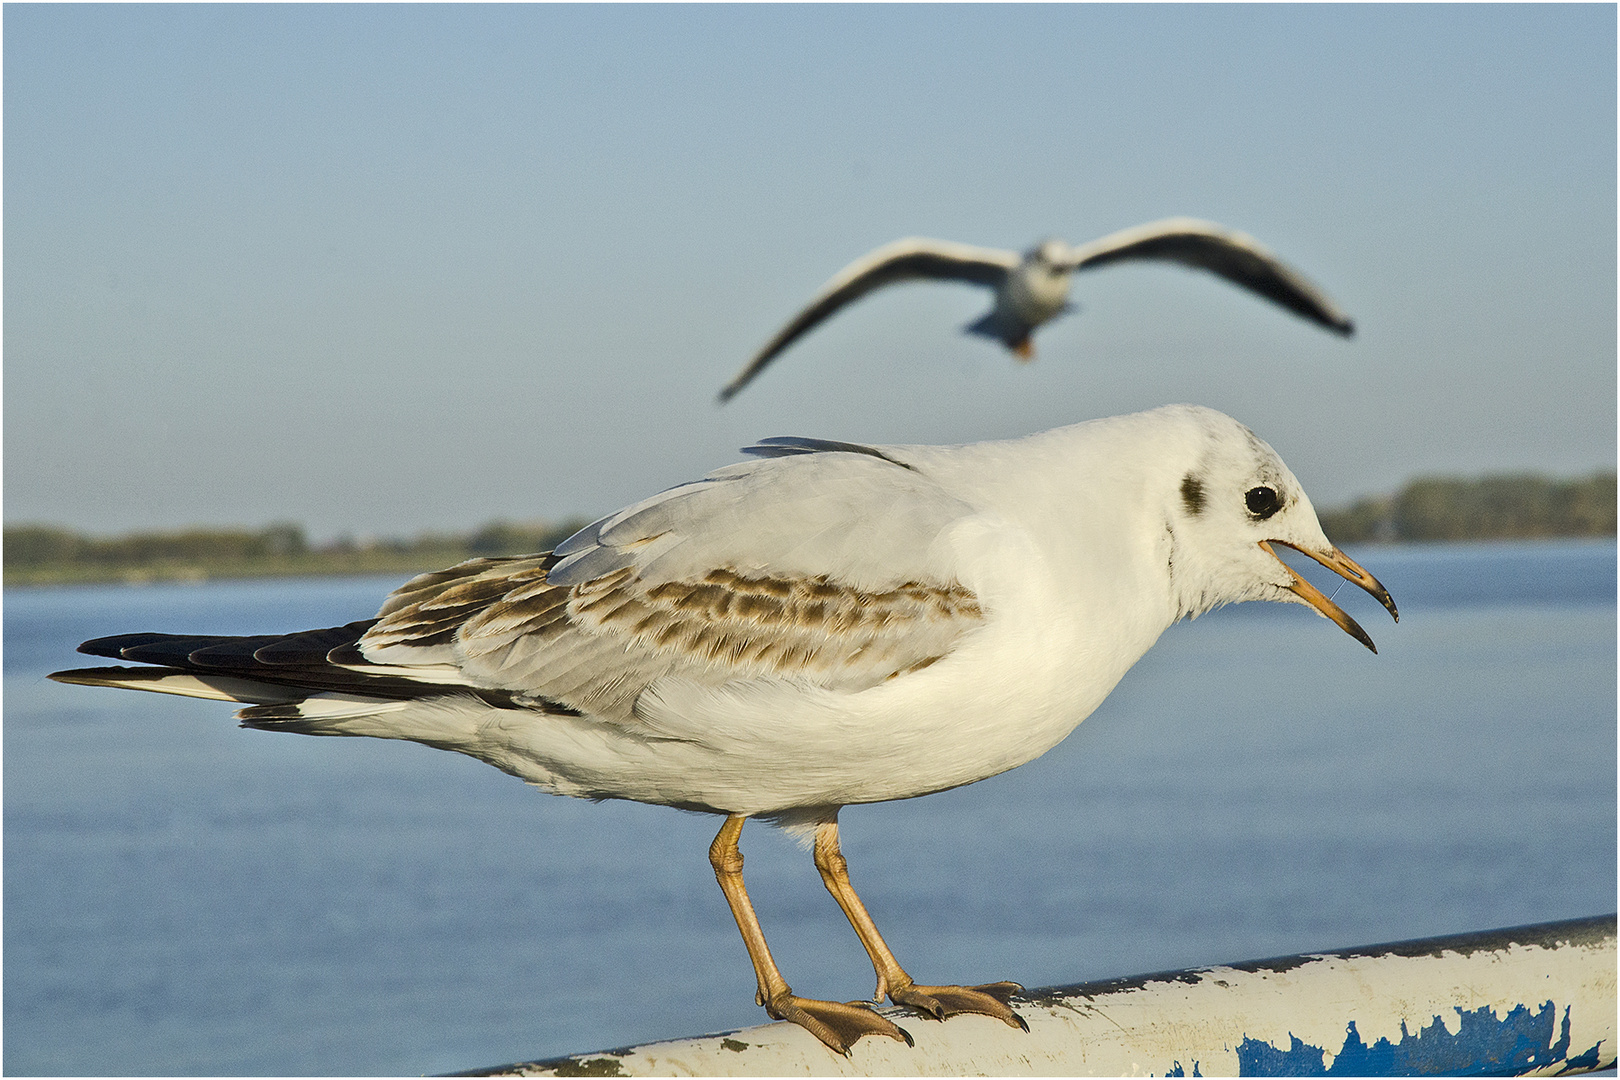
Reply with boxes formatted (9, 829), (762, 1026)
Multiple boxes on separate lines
(48, 665), (188, 688)
(76, 633), (168, 660)
(718, 364), (762, 404)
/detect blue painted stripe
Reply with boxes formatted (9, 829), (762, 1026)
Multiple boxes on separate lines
(1235, 1001), (1606, 1076)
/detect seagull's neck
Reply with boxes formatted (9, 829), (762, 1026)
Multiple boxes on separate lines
(907, 421), (1187, 658)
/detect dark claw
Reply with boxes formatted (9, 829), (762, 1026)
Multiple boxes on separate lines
(891, 981), (1026, 1031)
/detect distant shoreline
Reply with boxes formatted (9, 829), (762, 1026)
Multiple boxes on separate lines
(9, 533), (1619, 592)
(4, 552), (476, 588)
(1317, 470), (1614, 545)
(3, 519), (588, 589)
(6, 471), (1613, 587)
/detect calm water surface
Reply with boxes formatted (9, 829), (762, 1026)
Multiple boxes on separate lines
(5, 540), (1615, 1075)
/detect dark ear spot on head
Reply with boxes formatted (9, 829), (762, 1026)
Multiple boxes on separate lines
(1180, 474), (1206, 515)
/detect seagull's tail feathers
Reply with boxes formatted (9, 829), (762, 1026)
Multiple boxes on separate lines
(963, 310), (1011, 346)
(236, 696), (413, 736)
(49, 623), (521, 741)
(964, 310), (1037, 354)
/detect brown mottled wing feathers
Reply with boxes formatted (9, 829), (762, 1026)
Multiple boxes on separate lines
(363, 562), (981, 723)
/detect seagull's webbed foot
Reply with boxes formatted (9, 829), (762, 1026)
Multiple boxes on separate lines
(763, 991), (914, 1056)
(888, 979), (1028, 1030)
(811, 821), (1031, 1034)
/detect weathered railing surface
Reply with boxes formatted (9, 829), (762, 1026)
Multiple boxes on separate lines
(458, 914), (1615, 1077)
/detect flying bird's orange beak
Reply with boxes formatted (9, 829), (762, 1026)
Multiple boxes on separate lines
(1259, 540), (1399, 653)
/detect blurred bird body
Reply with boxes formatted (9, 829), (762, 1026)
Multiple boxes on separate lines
(965, 239), (1077, 356)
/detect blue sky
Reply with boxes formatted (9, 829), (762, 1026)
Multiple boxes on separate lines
(6, 4), (1615, 540)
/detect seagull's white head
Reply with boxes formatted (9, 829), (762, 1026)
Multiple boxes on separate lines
(1027, 238), (1076, 273)
(1160, 408), (1398, 651)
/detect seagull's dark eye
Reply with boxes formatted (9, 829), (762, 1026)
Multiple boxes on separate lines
(1245, 485), (1282, 519)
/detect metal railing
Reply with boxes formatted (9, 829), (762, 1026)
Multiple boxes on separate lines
(459, 914), (1616, 1077)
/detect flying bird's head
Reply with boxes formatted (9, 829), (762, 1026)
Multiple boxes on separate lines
(1160, 407), (1398, 650)
(1026, 238), (1075, 275)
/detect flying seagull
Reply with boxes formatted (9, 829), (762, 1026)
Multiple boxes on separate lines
(718, 218), (1355, 402)
(52, 404), (1396, 1056)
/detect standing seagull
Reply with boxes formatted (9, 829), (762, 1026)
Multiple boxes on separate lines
(718, 218), (1355, 402)
(51, 405), (1395, 1056)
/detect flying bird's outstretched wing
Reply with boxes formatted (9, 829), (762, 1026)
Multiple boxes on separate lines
(1063, 217), (1355, 336)
(719, 238), (1020, 402)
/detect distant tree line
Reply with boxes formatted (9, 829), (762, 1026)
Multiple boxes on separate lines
(1319, 470), (1616, 543)
(7, 522), (312, 568)
(4, 519), (589, 586)
(6, 470), (1615, 585)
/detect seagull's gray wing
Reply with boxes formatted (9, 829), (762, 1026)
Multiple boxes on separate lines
(719, 238), (1021, 402)
(1063, 217), (1355, 336)
(360, 447), (986, 727)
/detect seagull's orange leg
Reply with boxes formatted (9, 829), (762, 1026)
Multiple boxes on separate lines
(812, 819), (1028, 1031)
(709, 815), (912, 1055)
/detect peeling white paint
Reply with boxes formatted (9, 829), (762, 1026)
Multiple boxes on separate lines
(471, 917), (1615, 1078)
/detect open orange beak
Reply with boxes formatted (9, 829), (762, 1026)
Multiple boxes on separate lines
(1259, 540), (1399, 653)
